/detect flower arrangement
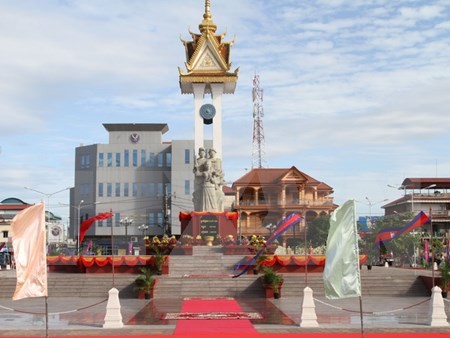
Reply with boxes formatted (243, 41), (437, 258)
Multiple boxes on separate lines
(222, 235), (236, 246)
(180, 235), (193, 246)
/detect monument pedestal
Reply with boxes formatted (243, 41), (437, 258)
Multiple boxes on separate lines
(179, 211), (239, 241)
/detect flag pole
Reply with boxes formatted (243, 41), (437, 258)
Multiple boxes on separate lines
(352, 201), (364, 338)
(430, 208), (434, 289)
(44, 200), (49, 338)
(110, 209), (115, 287)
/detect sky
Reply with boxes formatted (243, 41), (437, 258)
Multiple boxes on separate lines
(1, 0), (450, 225)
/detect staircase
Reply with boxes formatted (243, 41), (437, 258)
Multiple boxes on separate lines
(0, 248), (430, 299)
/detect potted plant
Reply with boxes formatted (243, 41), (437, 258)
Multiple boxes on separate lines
(134, 267), (155, 299)
(152, 248), (166, 275)
(260, 266), (284, 299)
(439, 260), (450, 298)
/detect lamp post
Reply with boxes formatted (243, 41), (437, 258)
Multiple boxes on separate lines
(365, 197), (388, 228)
(76, 200), (84, 254)
(265, 223), (276, 235)
(138, 224), (148, 237)
(24, 186), (71, 211)
(120, 217), (133, 243)
(24, 186), (71, 238)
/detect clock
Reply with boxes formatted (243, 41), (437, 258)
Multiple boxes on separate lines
(199, 103), (216, 124)
(129, 133), (140, 144)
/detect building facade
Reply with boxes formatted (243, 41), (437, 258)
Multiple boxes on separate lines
(383, 177), (450, 237)
(231, 167), (337, 244)
(70, 124), (211, 247)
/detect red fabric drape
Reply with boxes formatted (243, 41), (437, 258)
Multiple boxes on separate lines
(79, 212), (112, 244)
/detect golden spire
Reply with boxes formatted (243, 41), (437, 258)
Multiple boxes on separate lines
(199, 0), (217, 33)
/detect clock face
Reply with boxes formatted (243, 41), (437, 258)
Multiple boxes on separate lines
(199, 103), (216, 120)
(129, 133), (140, 144)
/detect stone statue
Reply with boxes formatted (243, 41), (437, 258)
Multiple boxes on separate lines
(192, 147), (225, 212)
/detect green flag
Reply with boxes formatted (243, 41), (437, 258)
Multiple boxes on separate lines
(323, 199), (361, 299)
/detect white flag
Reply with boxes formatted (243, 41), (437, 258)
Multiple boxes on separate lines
(10, 203), (48, 300)
(323, 200), (361, 299)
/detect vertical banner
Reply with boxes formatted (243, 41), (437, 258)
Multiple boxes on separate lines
(10, 203), (48, 300)
(323, 200), (361, 299)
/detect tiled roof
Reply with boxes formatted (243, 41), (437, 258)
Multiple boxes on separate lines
(401, 178), (450, 189)
(232, 166), (331, 190)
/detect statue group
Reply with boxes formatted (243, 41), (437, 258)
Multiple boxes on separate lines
(192, 147), (225, 212)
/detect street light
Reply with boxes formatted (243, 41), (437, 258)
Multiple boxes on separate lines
(265, 223), (276, 235)
(138, 224), (149, 237)
(365, 197), (388, 228)
(24, 186), (71, 209)
(120, 217), (133, 243)
(77, 200), (84, 254)
(24, 186), (70, 234)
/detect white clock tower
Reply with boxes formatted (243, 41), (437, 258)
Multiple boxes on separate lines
(178, 0), (239, 158)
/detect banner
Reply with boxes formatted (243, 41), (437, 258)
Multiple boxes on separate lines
(79, 211), (112, 244)
(232, 213), (303, 278)
(392, 211), (430, 239)
(10, 203), (48, 300)
(323, 200), (361, 299)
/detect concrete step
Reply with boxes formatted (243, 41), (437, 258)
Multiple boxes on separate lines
(0, 261), (430, 299)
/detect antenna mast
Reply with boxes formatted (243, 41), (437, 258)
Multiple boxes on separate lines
(252, 74), (267, 168)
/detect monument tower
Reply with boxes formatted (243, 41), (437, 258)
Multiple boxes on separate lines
(178, 0), (239, 159)
(178, 1), (239, 241)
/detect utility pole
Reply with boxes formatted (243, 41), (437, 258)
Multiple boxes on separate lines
(163, 185), (172, 235)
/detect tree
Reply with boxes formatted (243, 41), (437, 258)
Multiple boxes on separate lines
(359, 213), (422, 267)
(307, 215), (330, 247)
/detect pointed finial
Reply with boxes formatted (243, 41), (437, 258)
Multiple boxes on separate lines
(204, 0), (211, 19)
(199, 0), (217, 33)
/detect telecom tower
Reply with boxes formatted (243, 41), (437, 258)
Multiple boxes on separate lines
(252, 74), (267, 168)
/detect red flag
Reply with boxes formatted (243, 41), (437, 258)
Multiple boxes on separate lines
(79, 212), (112, 244)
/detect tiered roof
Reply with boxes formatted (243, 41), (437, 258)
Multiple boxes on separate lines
(179, 0), (238, 94)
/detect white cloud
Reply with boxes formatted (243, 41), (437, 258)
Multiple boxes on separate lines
(1, 0), (450, 219)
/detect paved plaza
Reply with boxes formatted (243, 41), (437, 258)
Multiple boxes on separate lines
(0, 269), (449, 336)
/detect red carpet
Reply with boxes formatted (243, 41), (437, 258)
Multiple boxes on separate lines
(174, 297), (258, 334)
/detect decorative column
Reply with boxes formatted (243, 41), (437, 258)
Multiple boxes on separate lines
(211, 83), (224, 158)
(193, 83), (206, 152)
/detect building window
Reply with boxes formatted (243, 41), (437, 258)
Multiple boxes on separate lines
(166, 153), (172, 167)
(157, 212), (163, 226)
(132, 183), (138, 197)
(166, 183), (172, 195)
(98, 183), (104, 197)
(184, 149), (190, 164)
(141, 150), (146, 167)
(184, 180), (190, 195)
(107, 153), (113, 167)
(124, 150), (129, 167)
(115, 213), (120, 227)
(157, 153), (163, 167)
(98, 153), (104, 167)
(149, 152), (155, 167)
(124, 183), (129, 197)
(157, 183), (163, 196)
(149, 183), (155, 196)
(149, 213), (155, 227)
(2, 231), (8, 238)
(115, 183), (120, 197)
(115, 153), (121, 167)
(107, 183), (112, 197)
(106, 217), (112, 228)
(133, 150), (138, 167)
(141, 183), (147, 197)
(81, 154), (91, 169)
